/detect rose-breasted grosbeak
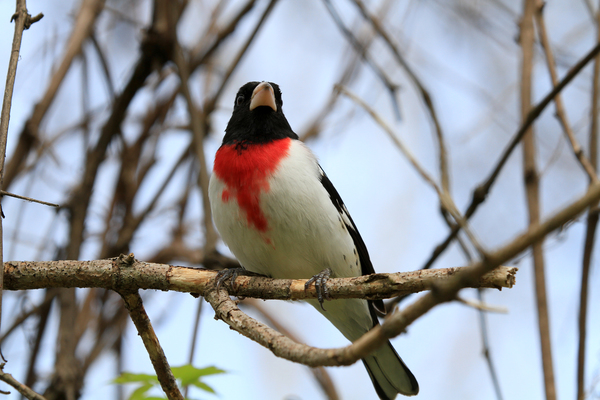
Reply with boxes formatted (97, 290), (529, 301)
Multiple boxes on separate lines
(208, 81), (419, 399)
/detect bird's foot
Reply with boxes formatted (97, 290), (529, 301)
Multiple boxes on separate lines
(305, 268), (332, 311)
(215, 267), (265, 292)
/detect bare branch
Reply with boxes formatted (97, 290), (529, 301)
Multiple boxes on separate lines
(0, 0), (41, 355)
(337, 85), (487, 257)
(203, 175), (600, 368)
(0, 190), (58, 208)
(119, 290), (183, 400)
(4, 259), (516, 298)
(533, 0), (598, 182)
(520, 2), (556, 399)
(349, 0), (450, 194)
(0, 364), (47, 400)
(577, 3), (600, 399)
(4, 0), (105, 188)
(246, 299), (340, 400)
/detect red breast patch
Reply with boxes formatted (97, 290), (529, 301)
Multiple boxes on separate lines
(213, 138), (291, 232)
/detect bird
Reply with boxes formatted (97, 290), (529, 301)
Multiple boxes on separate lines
(208, 81), (419, 399)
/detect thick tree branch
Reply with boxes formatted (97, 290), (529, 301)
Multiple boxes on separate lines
(4, 259), (516, 299)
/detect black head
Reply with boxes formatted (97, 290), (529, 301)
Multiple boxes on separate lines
(222, 81), (298, 145)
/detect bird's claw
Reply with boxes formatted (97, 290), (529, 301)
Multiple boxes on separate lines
(215, 267), (246, 291)
(305, 268), (332, 311)
(215, 267), (266, 292)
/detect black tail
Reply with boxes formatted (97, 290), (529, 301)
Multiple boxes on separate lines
(362, 340), (419, 399)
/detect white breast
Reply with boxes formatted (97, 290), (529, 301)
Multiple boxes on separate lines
(209, 140), (361, 280)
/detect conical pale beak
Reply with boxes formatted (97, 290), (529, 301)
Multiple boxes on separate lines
(250, 81), (277, 111)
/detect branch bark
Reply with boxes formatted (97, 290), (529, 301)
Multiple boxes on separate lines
(4, 259), (516, 298)
(520, 2), (556, 399)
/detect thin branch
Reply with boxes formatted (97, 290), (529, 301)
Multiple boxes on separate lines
(23, 289), (54, 390)
(245, 299), (340, 400)
(533, 0), (598, 182)
(203, 0), (279, 115)
(183, 300), (203, 399)
(0, 190), (58, 208)
(190, 0), (257, 70)
(475, 290), (505, 400)
(349, 0), (450, 194)
(0, 364), (47, 400)
(520, 2), (556, 399)
(336, 85), (487, 257)
(0, 0), (39, 355)
(322, 0), (400, 116)
(4, 0), (104, 188)
(172, 43), (217, 252)
(0, 291), (55, 344)
(577, 3), (600, 399)
(457, 296), (507, 314)
(118, 289), (183, 400)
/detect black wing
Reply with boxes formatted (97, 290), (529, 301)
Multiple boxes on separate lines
(318, 166), (386, 317)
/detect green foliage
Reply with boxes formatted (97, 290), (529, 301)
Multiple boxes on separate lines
(113, 364), (226, 400)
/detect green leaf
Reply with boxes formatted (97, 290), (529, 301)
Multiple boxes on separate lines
(191, 381), (215, 394)
(128, 383), (154, 400)
(113, 373), (159, 385)
(171, 365), (226, 387)
(112, 364), (226, 400)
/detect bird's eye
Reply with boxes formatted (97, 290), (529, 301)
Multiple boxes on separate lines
(236, 94), (245, 106)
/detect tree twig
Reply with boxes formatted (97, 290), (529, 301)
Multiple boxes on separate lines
(245, 299), (340, 400)
(0, 364), (47, 400)
(349, 0), (450, 194)
(0, 190), (58, 208)
(322, 0), (400, 116)
(475, 289), (505, 400)
(576, 2), (600, 399)
(118, 288), (183, 400)
(533, 0), (598, 182)
(172, 42), (217, 253)
(520, 2), (556, 399)
(0, 0), (42, 362)
(336, 85), (487, 257)
(203, 0), (280, 115)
